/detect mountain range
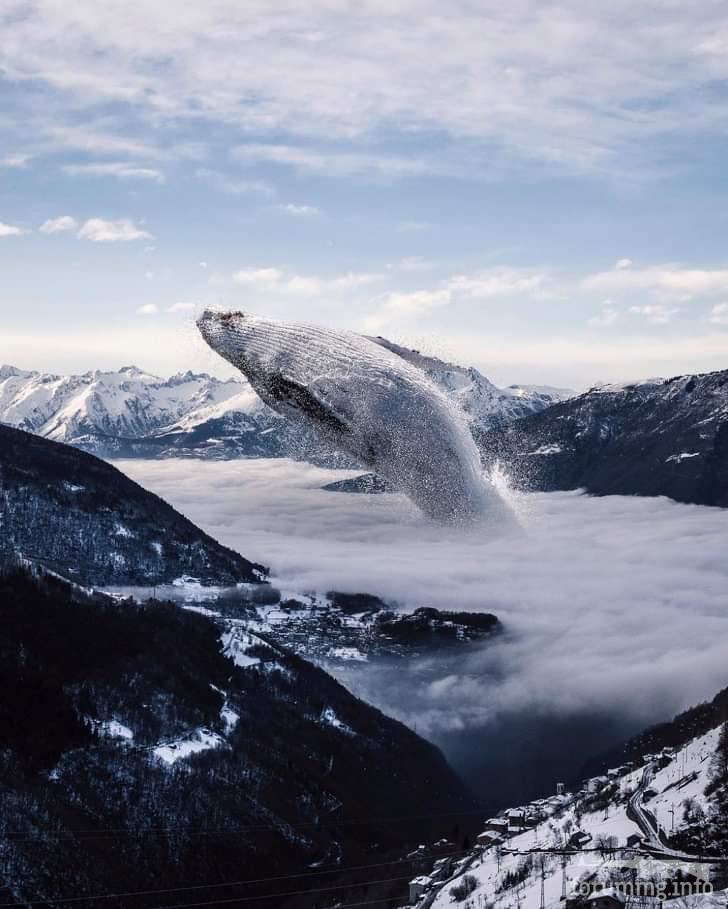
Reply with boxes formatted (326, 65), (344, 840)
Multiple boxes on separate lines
(478, 370), (728, 507)
(0, 353), (571, 461)
(2, 353), (727, 510)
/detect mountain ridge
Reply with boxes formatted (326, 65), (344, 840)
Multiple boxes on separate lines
(0, 424), (266, 585)
(0, 350), (571, 461)
(478, 367), (728, 507)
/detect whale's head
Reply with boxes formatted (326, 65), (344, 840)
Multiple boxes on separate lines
(197, 309), (250, 369)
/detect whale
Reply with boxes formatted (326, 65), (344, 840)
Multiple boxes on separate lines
(197, 309), (508, 523)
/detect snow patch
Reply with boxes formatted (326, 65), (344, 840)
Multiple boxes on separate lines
(221, 706), (239, 733)
(666, 452), (701, 464)
(328, 646), (368, 662)
(221, 627), (261, 668)
(529, 443), (563, 456)
(100, 719), (134, 741)
(153, 728), (227, 765)
(319, 707), (355, 735)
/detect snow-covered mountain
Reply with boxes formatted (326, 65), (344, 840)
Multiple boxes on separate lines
(0, 568), (472, 907)
(0, 424), (265, 585)
(0, 349), (572, 461)
(479, 369), (728, 507)
(418, 686), (728, 909)
(369, 337), (573, 428)
(0, 363), (279, 451)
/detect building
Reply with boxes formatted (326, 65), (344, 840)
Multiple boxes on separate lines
(568, 830), (592, 849)
(557, 782), (566, 795)
(477, 830), (504, 847)
(408, 875), (432, 903)
(586, 776), (609, 793)
(585, 887), (627, 909)
(483, 817), (510, 834)
(431, 856), (455, 881)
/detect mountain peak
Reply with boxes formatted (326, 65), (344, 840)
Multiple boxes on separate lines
(0, 364), (34, 380)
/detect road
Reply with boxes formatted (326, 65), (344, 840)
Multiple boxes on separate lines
(627, 764), (725, 864)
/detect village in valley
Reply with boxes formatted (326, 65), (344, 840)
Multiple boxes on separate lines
(405, 728), (727, 909)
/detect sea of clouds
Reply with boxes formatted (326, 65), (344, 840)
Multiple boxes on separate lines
(117, 458), (728, 747)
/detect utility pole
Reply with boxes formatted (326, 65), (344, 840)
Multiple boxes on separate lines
(561, 853), (569, 900)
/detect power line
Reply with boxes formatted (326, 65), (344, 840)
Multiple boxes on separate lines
(2, 874), (414, 909)
(0, 849), (469, 908)
(1, 804), (488, 841)
(146, 876), (412, 909)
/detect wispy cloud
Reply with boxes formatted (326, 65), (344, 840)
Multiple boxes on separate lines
(583, 264), (728, 302)
(77, 218), (153, 242)
(368, 267), (551, 327)
(279, 203), (321, 216)
(62, 162), (165, 181)
(709, 302), (728, 325)
(629, 303), (679, 324)
(233, 144), (445, 178)
(43, 125), (164, 159)
(397, 221), (430, 233)
(231, 266), (382, 296)
(136, 303), (159, 315)
(6, 3), (728, 177)
(167, 302), (197, 313)
(195, 168), (272, 196)
(588, 300), (619, 328)
(1, 154), (32, 168)
(0, 221), (27, 237)
(39, 215), (78, 234)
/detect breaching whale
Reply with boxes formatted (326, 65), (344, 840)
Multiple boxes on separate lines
(197, 309), (508, 523)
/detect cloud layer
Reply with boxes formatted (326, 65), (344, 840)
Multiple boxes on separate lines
(116, 458), (728, 743)
(6, 2), (728, 175)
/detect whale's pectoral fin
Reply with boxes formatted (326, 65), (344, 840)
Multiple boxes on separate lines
(266, 373), (352, 438)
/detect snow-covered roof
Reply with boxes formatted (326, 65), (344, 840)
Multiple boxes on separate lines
(587, 888), (627, 904)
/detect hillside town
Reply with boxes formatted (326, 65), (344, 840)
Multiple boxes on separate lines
(407, 729), (727, 909)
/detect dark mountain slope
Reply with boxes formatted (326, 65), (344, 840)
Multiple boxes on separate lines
(581, 683), (728, 780)
(479, 370), (728, 506)
(0, 568), (474, 908)
(0, 424), (265, 584)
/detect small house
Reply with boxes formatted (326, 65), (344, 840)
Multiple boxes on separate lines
(477, 830), (504, 847)
(408, 875), (432, 902)
(586, 776), (609, 793)
(586, 887), (627, 909)
(568, 830), (592, 849)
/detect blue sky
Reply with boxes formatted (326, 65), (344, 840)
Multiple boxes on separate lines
(2, 1), (728, 388)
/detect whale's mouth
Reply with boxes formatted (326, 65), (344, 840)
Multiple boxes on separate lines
(197, 309), (246, 346)
(197, 309), (255, 371)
